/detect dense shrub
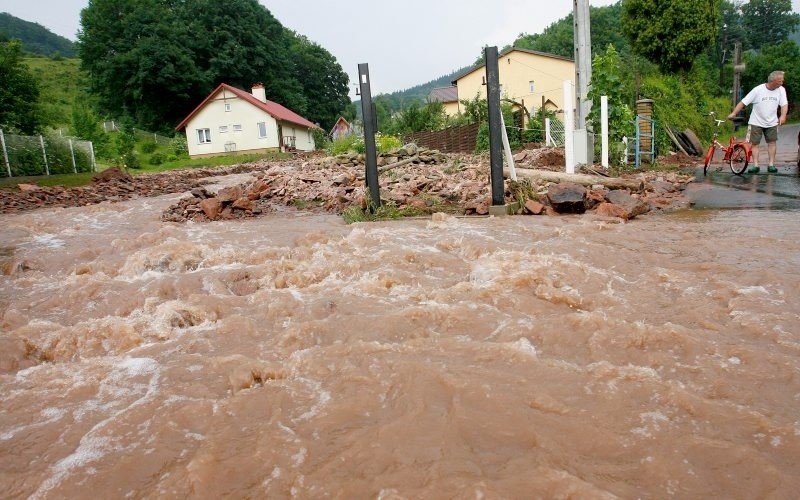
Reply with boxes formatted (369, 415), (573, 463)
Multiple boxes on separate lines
(140, 141), (158, 154)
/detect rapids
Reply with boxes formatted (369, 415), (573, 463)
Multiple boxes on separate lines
(1, 181), (799, 498)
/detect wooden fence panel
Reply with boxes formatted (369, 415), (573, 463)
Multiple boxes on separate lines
(404, 123), (479, 154)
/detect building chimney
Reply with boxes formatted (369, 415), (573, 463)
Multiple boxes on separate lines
(251, 83), (266, 103)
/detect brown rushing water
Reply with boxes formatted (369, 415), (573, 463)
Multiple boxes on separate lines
(1, 179), (799, 499)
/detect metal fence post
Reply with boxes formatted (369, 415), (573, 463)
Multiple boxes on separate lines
(0, 129), (11, 177)
(40, 135), (50, 176)
(69, 139), (77, 173)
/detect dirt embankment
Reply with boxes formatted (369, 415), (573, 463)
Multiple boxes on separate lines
(0, 146), (698, 220)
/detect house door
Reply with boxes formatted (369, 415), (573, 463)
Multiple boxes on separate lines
(277, 125), (284, 152)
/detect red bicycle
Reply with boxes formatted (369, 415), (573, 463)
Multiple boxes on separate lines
(703, 113), (752, 176)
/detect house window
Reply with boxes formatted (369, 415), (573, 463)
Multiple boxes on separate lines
(233, 124), (242, 132)
(197, 128), (211, 144)
(257, 122), (267, 138)
(529, 80), (535, 93)
(224, 102), (231, 112)
(219, 125), (229, 133)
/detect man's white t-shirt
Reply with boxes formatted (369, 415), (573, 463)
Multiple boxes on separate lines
(742, 83), (788, 128)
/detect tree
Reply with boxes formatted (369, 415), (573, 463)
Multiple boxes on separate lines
(587, 45), (634, 162)
(389, 101), (446, 135)
(286, 31), (351, 131)
(621, 0), (719, 74)
(740, 40), (800, 118)
(741, 0), (800, 49)
(512, 4), (630, 59)
(0, 39), (41, 134)
(78, 0), (344, 133)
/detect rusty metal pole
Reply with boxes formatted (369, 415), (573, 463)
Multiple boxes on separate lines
(358, 63), (381, 209)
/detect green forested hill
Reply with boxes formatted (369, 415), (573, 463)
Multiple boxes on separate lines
(0, 13), (76, 57)
(368, 67), (470, 116)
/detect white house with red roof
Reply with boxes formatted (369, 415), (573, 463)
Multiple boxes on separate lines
(175, 83), (320, 158)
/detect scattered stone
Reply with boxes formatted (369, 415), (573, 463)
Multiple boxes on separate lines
(0, 145), (695, 221)
(546, 182), (587, 214)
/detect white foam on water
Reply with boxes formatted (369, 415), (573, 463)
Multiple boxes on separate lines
(31, 234), (66, 249)
(30, 357), (161, 499)
(509, 337), (539, 358)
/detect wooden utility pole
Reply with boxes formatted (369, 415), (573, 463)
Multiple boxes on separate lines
(732, 42), (744, 129)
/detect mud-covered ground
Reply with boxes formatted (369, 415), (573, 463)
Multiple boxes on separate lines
(0, 147), (699, 220)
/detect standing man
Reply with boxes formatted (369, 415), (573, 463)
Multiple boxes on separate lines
(728, 70), (788, 173)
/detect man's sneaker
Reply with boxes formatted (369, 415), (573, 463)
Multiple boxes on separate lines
(767, 165), (778, 173)
(748, 165), (760, 174)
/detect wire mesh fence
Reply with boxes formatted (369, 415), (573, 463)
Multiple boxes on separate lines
(0, 130), (95, 178)
(546, 117), (565, 147)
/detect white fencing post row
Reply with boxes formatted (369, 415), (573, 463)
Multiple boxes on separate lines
(39, 135), (50, 176)
(563, 81), (576, 174)
(69, 139), (77, 173)
(0, 129), (11, 177)
(601, 95), (609, 169)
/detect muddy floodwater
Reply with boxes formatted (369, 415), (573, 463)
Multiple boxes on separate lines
(1, 181), (799, 498)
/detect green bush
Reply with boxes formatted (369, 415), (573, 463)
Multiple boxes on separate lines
(327, 134), (363, 155)
(148, 151), (167, 165)
(375, 133), (402, 153)
(140, 141), (158, 154)
(170, 136), (188, 156)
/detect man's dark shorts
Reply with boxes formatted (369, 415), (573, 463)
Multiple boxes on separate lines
(748, 125), (779, 144)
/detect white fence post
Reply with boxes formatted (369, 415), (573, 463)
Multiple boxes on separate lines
(0, 129), (11, 177)
(89, 141), (97, 172)
(601, 95), (609, 169)
(545, 118), (552, 147)
(69, 139), (77, 173)
(39, 135), (50, 176)
(563, 81), (575, 174)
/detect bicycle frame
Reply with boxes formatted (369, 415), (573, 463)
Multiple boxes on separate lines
(703, 117), (753, 176)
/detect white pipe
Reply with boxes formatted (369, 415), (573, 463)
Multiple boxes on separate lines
(499, 113), (517, 181)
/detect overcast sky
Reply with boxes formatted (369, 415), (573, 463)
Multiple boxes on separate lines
(2, 0), (799, 98)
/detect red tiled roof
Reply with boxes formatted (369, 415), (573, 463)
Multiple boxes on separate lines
(175, 83), (320, 131)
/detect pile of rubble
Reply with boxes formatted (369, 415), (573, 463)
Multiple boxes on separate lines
(0, 164), (268, 213)
(0, 144), (696, 222)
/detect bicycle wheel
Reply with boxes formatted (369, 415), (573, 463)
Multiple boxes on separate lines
(703, 146), (715, 175)
(728, 144), (748, 175)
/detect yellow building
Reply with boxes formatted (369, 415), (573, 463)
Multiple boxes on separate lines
(450, 47), (575, 126)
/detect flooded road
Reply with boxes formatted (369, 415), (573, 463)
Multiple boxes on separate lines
(687, 123), (799, 210)
(1, 178), (799, 498)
